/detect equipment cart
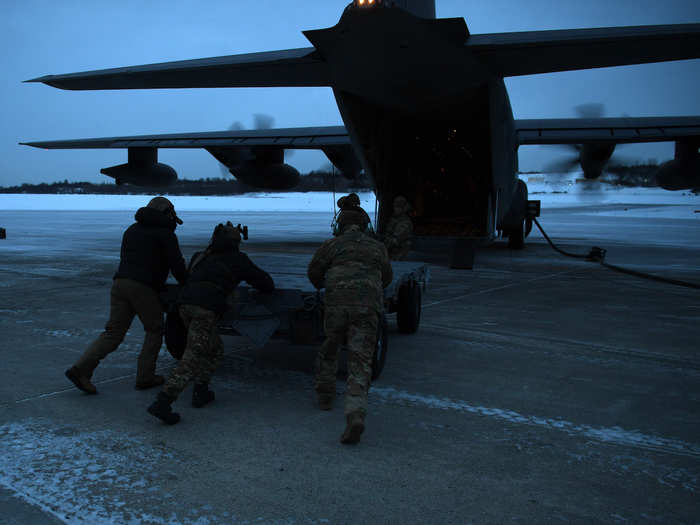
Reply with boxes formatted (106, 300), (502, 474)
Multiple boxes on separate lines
(163, 260), (429, 380)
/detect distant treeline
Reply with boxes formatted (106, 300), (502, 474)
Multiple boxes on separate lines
(0, 170), (374, 195)
(0, 164), (668, 195)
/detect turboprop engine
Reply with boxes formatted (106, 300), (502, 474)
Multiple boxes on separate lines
(206, 146), (300, 190)
(578, 142), (616, 180)
(101, 148), (177, 187)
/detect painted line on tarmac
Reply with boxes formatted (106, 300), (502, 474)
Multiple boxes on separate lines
(372, 386), (700, 459)
(421, 322), (700, 371)
(1, 374), (134, 409)
(422, 269), (581, 308)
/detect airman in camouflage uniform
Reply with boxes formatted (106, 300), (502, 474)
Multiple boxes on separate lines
(148, 222), (274, 425)
(308, 204), (393, 444)
(382, 195), (413, 260)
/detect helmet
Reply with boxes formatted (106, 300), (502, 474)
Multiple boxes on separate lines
(393, 195), (411, 214)
(147, 196), (183, 224)
(210, 221), (241, 250)
(337, 193), (361, 210)
(336, 208), (370, 234)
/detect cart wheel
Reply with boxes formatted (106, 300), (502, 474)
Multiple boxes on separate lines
(397, 280), (422, 334)
(165, 309), (186, 360)
(371, 313), (388, 380)
(507, 218), (526, 250)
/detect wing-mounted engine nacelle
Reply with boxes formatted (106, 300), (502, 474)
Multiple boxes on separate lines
(580, 142), (616, 180)
(655, 139), (700, 190)
(323, 145), (363, 180)
(207, 146), (300, 190)
(100, 148), (177, 187)
(234, 161), (301, 190)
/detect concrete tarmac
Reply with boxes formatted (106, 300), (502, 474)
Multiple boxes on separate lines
(0, 204), (699, 524)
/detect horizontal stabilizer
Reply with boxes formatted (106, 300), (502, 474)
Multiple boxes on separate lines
(25, 48), (331, 90)
(516, 116), (700, 145)
(469, 24), (700, 77)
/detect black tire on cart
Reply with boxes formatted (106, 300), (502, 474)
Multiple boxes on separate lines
(371, 313), (388, 380)
(396, 280), (422, 334)
(165, 309), (186, 360)
(507, 218), (526, 250)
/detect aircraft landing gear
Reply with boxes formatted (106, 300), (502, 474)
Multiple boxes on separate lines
(503, 193), (539, 250)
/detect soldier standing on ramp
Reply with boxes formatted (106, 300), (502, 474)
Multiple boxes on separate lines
(382, 195), (413, 260)
(308, 202), (393, 444)
(65, 197), (187, 394)
(148, 222), (274, 425)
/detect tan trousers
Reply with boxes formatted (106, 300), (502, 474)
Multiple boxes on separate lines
(73, 278), (163, 383)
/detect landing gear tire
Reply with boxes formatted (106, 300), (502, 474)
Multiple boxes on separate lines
(371, 313), (388, 380)
(396, 280), (422, 334)
(165, 309), (186, 360)
(507, 219), (526, 250)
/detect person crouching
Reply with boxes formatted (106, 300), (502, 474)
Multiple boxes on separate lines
(148, 222), (274, 424)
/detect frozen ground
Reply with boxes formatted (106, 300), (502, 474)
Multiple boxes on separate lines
(1, 176), (699, 212)
(0, 180), (699, 524)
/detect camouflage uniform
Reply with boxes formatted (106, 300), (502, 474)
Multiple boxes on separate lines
(383, 196), (413, 260)
(163, 304), (224, 399)
(156, 222), (273, 406)
(308, 223), (393, 417)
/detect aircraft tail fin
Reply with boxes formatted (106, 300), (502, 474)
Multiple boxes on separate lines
(391, 0), (435, 19)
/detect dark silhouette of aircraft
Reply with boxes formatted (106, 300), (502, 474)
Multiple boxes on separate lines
(21, 0), (700, 249)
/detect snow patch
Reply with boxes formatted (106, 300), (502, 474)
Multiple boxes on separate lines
(0, 419), (299, 525)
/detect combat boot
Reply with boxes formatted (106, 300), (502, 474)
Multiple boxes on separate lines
(317, 393), (334, 411)
(340, 411), (365, 444)
(65, 367), (97, 395)
(192, 383), (215, 408)
(147, 392), (181, 425)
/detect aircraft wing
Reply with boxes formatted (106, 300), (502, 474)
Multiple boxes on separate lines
(25, 48), (331, 90)
(20, 126), (350, 149)
(468, 24), (700, 77)
(515, 116), (700, 145)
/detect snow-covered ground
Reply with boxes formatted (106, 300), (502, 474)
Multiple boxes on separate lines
(0, 176), (697, 253)
(521, 173), (699, 214)
(0, 191), (379, 213)
(0, 173), (698, 214)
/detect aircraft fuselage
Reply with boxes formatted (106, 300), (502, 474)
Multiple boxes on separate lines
(305, 4), (523, 238)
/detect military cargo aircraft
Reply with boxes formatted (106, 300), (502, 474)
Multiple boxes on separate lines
(21, 0), (700, 249)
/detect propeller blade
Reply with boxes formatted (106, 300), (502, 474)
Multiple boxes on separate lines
(575, 103), (605, 119)
(544, 157), (581, 173)
(253, 113), (275, 130)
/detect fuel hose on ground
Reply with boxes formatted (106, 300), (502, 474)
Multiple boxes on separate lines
(532, 218), (700, 291)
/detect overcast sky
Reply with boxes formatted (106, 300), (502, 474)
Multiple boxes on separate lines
(3, 0), (699, 186)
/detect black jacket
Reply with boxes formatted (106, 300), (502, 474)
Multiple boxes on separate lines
(178, 236), (274, 314)
(113, 207), (187, 291)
